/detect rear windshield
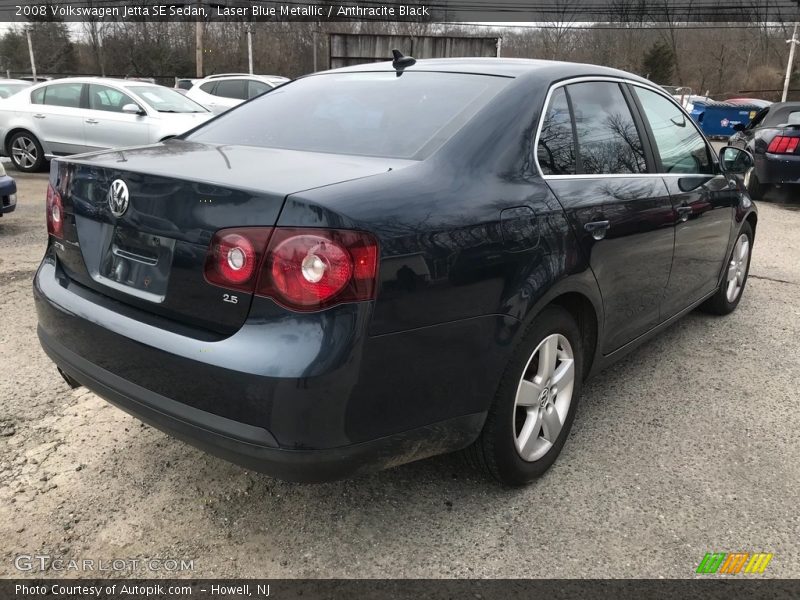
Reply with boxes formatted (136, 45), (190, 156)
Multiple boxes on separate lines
(185, 71), (509, 159)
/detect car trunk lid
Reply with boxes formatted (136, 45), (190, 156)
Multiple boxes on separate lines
(52, 140), (409, 335)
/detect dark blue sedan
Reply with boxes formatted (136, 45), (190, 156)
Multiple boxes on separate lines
(33, 57), (757, 485)
(0, 162), (16, 217)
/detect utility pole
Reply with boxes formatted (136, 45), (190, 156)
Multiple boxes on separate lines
(246, 24), (253, 74)
(26, 30), (37, 82)
(195, 0), (204, 78)
(782, 22), (799, 102)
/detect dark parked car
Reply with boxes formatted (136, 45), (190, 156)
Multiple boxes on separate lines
(729, 101), (800, 198)
(0, 162), (17, 217)
(34, 58), (757, 486)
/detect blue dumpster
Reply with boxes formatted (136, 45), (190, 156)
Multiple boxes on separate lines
(689, 101), (763, 139)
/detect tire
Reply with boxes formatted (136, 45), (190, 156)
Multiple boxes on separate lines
(8, 130), (45, 172)
(465, 306), (584, 486)
(700, 222), (753, 316)
(744, 167), (767, 200)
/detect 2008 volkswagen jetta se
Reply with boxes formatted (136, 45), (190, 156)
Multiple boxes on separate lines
(34, 58), (758, 485)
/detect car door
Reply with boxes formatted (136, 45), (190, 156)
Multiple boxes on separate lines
(629, 85), (738, 319)
(29, 82), (88, 155)
(538, 80), (676, 354)
(83, 84), (151, 151)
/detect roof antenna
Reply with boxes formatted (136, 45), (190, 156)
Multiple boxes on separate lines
(392, 49), (416, 70)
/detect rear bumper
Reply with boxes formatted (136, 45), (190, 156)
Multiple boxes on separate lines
(756, 153), (800, 185)
(0, 174), (16, 215)
(34, 256), (498, 482)
(39, 326), (482, 482)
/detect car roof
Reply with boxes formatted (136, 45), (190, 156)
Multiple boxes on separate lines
(198, 74), (286, 83)
(25, 77), (160, 89)
(323, 57), (653, 85)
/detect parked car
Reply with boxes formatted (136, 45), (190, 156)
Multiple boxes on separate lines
(0, 79), (31, 99)
(729, 101), (800, 198)
(0, 161), (17, 218)
(0, 77), (213, 172)
(185, 74), (289, 113)
(34, 58), (757, 486)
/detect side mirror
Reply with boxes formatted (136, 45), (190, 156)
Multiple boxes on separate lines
(719, 146), (754, 174)
(732, 123), (746, 132)
(122, 103), (144, 115)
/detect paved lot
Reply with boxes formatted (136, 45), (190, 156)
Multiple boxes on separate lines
(0, 171), (798, 579)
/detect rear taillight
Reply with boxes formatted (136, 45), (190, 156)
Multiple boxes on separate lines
(766, 135), (800, 154)
(46, 183), (63, 238)
(203, 227), (379, 311)
(204, 228), (272, 293)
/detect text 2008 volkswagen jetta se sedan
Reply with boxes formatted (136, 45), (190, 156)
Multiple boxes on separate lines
(35, 58), (758, 485)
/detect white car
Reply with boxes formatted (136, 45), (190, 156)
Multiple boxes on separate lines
(0, 77), (213, 172)
(0, 79), (32, 99)
(185, 74), (289, 114)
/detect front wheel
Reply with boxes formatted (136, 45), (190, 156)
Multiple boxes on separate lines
(8, 131), (45, 172)
(700, 222), (753, 315)
(465, 306), (583, 486)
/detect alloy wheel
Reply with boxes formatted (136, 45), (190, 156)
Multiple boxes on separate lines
(11, 136), (38, 169)
(725, 233), (750, 303)
(513, 333), (575, 462)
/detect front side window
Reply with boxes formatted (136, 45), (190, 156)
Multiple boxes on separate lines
(214, 79), (248, 100)
(537, 87), (576, 175)
(41, 83), (83, 108)
(567, 82), (647, 175)
(634, 86), (712, 175)
(248, 80), (271, 99)
(88, 84), (137, 113)
(186, 72), (509, 160)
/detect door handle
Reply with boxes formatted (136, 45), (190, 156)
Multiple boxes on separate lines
(33, 114), (45, 119)
(584, 220), (610, 240)
(85, 119), (99, 124)
(676, 205), (692, 222)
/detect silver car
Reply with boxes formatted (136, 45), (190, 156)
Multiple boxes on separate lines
(185, 74), (289, 114)
(0, 77), (213, 172)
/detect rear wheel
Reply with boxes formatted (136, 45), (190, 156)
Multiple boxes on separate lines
(700, 222), (753, 315)
(466, 306), (583, 485)
(8, 131), (44, 172)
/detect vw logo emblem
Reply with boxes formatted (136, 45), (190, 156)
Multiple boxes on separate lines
(108, 179), (129, 218)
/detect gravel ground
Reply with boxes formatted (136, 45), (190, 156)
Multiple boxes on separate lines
(0, 171), (798, 579)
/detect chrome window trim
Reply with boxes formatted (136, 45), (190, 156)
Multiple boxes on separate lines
(533, 75), (717, 180)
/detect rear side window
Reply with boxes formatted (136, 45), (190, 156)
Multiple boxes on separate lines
(187, 72), (509, 160)
(567, 82), (647, 175)
(88, 84), (138, 113)
(634, 87), (712, 175)
(214, 79), (248, 100)
(41, 83), (83, 108)
(30, 87), (45, 104)
(788, 111), (800, 125)
(537, 88), (576, 175)
(199, 81), (216, 93)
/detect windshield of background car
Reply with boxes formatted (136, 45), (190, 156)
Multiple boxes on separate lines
(0, 83), (29, 98)
(185, 71), (510, 159)
(127, 85), (208, 113)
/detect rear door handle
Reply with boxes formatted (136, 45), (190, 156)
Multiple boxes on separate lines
(85, 119), (99, 124)
(676, 205), (692, 222)
(33, 114), (45, 119)
(584, 220), (610, 240)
